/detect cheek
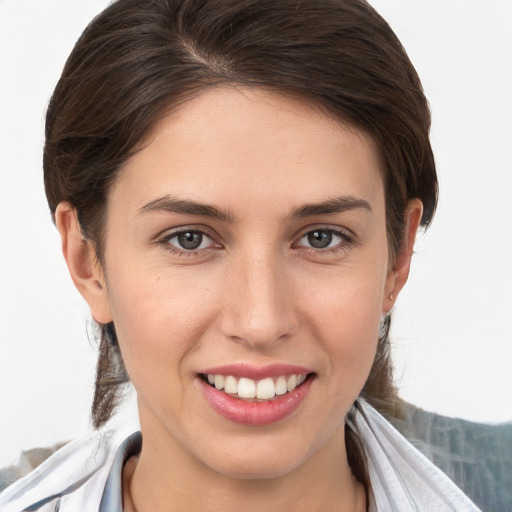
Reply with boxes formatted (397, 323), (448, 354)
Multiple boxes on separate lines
(105, 264), (218, 383)
(300, 268), (384, 375)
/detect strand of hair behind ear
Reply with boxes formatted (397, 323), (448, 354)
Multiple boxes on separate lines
(91, 323), (129, 428)
(361, 314), (404, 420)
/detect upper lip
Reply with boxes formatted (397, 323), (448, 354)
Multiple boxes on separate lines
(198, 363), (312, 380)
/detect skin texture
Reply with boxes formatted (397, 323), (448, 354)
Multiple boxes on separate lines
(56, 87), (422, 512)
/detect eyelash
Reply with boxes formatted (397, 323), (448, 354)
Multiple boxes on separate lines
(157, 226), (354, 257)
(293, 226), (354, 255)
(157, 227), (220, 258)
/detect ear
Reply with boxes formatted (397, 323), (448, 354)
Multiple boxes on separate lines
(55, 202), (113, 324)
(383, 199), (423, 313)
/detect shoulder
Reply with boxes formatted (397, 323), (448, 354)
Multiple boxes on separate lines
(393, 402), (512, 512)
(0, 429), (128, 512)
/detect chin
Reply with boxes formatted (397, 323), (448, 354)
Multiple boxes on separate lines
(198, 428), (333, 482)
(210, 452), (305, 481)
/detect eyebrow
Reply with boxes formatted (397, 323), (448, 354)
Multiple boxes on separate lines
(138, 194), (371, 222)
(138, 196), (235, 222)
(290, 196), (372, 218)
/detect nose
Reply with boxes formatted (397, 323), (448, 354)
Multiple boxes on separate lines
(219, 250), (296, 349)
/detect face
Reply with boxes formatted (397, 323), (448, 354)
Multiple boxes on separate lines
(91, 87), (399, 479)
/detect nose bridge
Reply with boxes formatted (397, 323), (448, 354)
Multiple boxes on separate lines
(221, 245), (294, 347)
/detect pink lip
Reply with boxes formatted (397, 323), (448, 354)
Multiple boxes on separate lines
(197, 371), (314, 426)
(198, 363), (311, 380)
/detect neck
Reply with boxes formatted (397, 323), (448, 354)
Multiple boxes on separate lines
(124, 422), (366, 512)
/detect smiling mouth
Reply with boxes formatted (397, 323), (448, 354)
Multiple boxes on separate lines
(200, 373), (314, 401)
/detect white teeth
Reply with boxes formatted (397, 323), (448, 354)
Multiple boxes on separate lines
(224, 375), (238, 394)
(275, 376), (287, 395)
(286, 375), (297, 392)
(256, 377), (276, 400)
(206, 373), (308, 400)
(214, 374), (225, 390)
(237, 378), (256, 399)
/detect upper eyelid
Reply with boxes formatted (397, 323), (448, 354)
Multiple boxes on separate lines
(157, 225), (218, 241)
(293, 225), (354, 242)
(298, 228), (345, 240)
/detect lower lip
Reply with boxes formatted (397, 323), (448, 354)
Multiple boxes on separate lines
(197, 376), (313, 426)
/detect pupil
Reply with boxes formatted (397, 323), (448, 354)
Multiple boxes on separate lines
(178, 232), (202, 250)
(308, 230), (332, 249)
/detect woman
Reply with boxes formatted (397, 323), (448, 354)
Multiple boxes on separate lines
(0, 0), (482, 510)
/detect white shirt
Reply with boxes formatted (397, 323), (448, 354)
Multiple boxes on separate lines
(0, 399), (481, 511)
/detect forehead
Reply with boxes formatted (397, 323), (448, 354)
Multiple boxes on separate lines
(111, 86), (385, 217)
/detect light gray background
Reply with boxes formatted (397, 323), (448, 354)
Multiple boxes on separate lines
(1, 0), (511, 468)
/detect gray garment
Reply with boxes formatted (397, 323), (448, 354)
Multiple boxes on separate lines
(392, 403), (512, 512)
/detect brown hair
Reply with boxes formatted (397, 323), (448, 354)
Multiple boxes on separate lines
(44, 0), (437, 481)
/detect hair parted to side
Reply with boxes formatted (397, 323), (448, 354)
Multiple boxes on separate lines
(44, 0), (436, 452)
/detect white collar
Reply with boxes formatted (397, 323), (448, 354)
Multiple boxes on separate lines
(0, 400), (481, 511)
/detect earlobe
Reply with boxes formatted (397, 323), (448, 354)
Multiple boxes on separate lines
(383, 198), (423, 313)
(55, 202), (113, 324)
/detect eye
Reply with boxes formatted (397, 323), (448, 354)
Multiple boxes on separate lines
(296, 228), (347, 250)
(165, 230), (216, 252)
